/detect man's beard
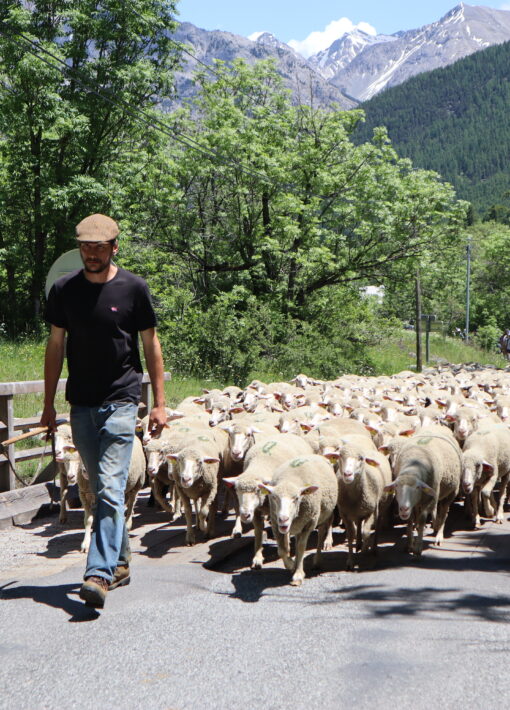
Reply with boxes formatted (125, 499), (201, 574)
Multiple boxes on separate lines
(83, 258), (110, 273)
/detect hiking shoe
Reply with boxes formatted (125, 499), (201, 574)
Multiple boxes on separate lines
(108, 564), (130, 591)
(79, 575), (109, 608)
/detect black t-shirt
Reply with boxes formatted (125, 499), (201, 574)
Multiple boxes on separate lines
(45, 267), (157, 406)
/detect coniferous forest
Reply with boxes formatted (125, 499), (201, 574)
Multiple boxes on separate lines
(355, 40), (510, 220)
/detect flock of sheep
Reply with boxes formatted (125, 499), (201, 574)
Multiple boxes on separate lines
(52, 365), (510, 586)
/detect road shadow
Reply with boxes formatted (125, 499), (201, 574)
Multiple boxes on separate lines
(217, 568), (293, 602)
(0, 580), (100, 622)
(326, 584), (510, 623)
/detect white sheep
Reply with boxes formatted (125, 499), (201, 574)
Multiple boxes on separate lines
(166, 430), (225, 545)
(384, 424), (462, 556)
(53, 427), (84, 525)
(461, 421), (510, 526)
(325, 443), (391, 570)
(50, 423), (78, 524)
(223, 433), (314, 557)
(259, 454), (338, 586)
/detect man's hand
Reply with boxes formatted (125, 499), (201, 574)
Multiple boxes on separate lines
(39, 404), (58, 434)
(147, 405), (168, 438)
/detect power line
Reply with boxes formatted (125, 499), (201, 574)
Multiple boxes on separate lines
(0, 25), (272, 184)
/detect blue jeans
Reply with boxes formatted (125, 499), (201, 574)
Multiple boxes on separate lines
(71, 401), (138, 582)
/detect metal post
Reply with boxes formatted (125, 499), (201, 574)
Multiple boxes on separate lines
(416, 268), (422, 373)
(465, 238), (472, 344)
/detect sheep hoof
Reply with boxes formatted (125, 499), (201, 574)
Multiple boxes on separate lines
(345, 558), (355, 571)
(290, 575), (303, 586)
(251, 560), (263, 570)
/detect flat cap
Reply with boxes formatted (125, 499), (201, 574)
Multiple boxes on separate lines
(75, 214), (119, 242)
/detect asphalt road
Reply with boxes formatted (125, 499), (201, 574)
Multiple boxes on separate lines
(1, 494), (509, 710)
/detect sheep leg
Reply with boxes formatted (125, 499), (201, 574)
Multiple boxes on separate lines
(433, 493), (455, 546)
(220, 486), (231, 515)
(59, 470), (68, 524)
(413, 512), (428, 556)
(355, 519), (362, 552)
(251, 510), (265, 570)
(291, 525), (313, 586)
(81, 497), (94, 554)
(470, 489), (481, 528)
(274, 530), (294, 572)
(344, 517), (356, 570)
(322, 514), (334, 552)
(204, 493), (218, 539)
(481, 474), (497, 517)
(171, 481), (182, 518)
(151, 478), (175, 516)
(230, 489), (243, 538)
(495, 473), (510, 523)
(361, 512), (376, 554)
(180, 492), (196, 545)
(406, 520), (415, 553)
(313, 514), (333, 568)
(124, 483), (141, 532)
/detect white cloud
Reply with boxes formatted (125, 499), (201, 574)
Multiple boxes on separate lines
(248, 31), (267, 41)
(500, 3), (510, 10)
(288, 17), (376, 58)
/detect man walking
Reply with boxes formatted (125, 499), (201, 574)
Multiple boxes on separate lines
(40, 214), (167, 608)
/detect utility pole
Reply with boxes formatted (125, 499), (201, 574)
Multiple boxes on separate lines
(416, 268), (422, 372)
(465, 237), (472, 344)
(422, 314), (436, 363)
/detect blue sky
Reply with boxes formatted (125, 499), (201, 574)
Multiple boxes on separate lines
(176, 1), (510, 56)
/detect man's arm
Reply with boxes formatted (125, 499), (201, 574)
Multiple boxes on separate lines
(140, 327), (167, 436)
(40, 325), (66, 431)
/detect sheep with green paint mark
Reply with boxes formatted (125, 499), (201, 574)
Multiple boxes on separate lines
(259, 454), (338, 586)
(223, 433), (313, 564)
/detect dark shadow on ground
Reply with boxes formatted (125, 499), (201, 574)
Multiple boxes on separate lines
(324, 584), (510, 623)
(217, 568), (293, 602)
(0, 580), (100, 622)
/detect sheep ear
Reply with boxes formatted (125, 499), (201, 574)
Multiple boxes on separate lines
(365, 423), (379, 434)
(417, 481), (436, 496)
(364, 456), (379, 467)
(482, 460), (494, 473)
(323, 451), (339, 462)
(300, 485), (319, 495)
(202, 456), (220, 465)
(300, 422), (313, 432)
(399, 429), (415, 437)
(168, 410), (184, 420)
(218, 422), (234, 432)
(223, 476), (237, 488)
(247, 426), (262, 435)
(193, 396), (205, 404)
(166, 453), (179, 461)
(378, 444), (390, 455)
(135, 419), (143, 432)
(258, 482), (273, 495)
(384, 482), (396, 494)
(229, 405), (244, 414)
(317, 402), (328, 409)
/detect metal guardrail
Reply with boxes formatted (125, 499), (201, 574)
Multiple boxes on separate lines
(0, 373), (171, 492)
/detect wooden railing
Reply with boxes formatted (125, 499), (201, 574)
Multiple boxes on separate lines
(0, 373), (171, 492)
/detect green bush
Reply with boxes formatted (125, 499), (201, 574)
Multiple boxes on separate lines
(474, 313), (500, 352)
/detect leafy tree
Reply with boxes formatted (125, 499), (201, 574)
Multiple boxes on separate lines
(119, 60), (467, 379)
(0, 0), (179, 333)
